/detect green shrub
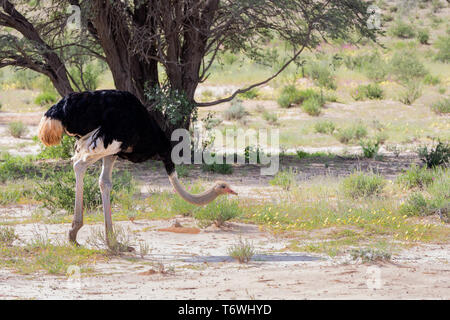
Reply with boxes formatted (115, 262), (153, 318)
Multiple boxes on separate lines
(175, 165), (189, 178)
(305, 60), (337, 90)
(69, 63), (102, 91)
(314, 120), (335, 134)
(193, 198), (241, 228)
(423, 74), (441, 86)
(201, 162), (233, 174)
(262, 110), (278, 124)
(223, 99), (247, 120)
(350, 248), (391, 263)
(434, 34), (450, 63)
(341, 171), (385, 199)
(38, 135), (76, 159)
(399, 80), (422, 105)
(390, 20), (416, 39)
(335, 123), (368, 144)
(399, 192), (433, 216)
(418, 141), (449, 168)
(0, 226), (18, 246)
(397, 164), (436, 189)
(0, 153), (39, 183)
(431, 98), (450, 114)
(8, 121), (28, 138)
(360, 139), (380, 158)
(390, 51), (428, 83)
(35, 168), (135, 213)
(238, 88), (259, 100)
(302, 96), (323, 116)
(417, 29), (430, 45)
(34, 92), (58, 106)
(171, 182), (204, 216)
(227, 238), (255, 263)
(269, 167), (297, 190)
(277, 85), (301, 108)
(352, 83), (384, 101)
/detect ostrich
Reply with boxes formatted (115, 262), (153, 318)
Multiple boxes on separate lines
(38, 90), (237, 249)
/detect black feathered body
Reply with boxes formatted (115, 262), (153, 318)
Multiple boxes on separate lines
(44, 90), (175, 173)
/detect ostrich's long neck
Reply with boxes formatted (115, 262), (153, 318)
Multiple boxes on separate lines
(168, 172), (219, 205)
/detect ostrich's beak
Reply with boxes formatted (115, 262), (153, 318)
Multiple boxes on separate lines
(227, 188), (238, 195)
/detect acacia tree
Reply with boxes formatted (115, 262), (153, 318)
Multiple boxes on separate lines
(0, 0), (379, 134)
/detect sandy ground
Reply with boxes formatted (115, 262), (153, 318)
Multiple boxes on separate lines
(0, 217), (449, 300)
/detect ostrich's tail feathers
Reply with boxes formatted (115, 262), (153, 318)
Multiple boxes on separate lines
(38, 116), (64, 146)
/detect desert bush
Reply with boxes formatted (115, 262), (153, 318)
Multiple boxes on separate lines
(352, 83), (384, 101)
(38, 135), (76, 159)
(277, 85), (301, 108)
(269, 167), (297, 190)
(431, 98), (450, 114)
(0, 154), (39, 182)
(314, 120), (335, 134)
(360, 139), (380, 158)
(87, 225), (133, 255)
(171, 182), (205, 216)
(305, 60), (337, 90)
(35, 168), (135, 213)
(193, 197), (241, 228)
(418, 141), (449, 168)
(417, 29), (430, 45)
(434, 34), (450, 63)
(302, 96), (323, 116)
(399, 80), (422, 105)
(262, 110), (278, 124)
(423, 74), (441, 86)
(35, 92), (58, 106)
(399, 192), (433, 217)
(223, 99), (247, 120)
(238, 88), (259, 100)
(390, 20), (416, 39)
(201, 162), (233, 174)
(0, 226), (18, 246)
(397, 164), (437, 189)
(390, 51), (428, 83)
(335, 123), (368, 144)
(8, 121), (28, 138)
(10, 69), (39, 90)
(341, 171), (385, 198)
(227, 238), (255, 263)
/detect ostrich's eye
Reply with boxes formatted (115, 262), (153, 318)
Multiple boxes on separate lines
(221, 185), (226, 188)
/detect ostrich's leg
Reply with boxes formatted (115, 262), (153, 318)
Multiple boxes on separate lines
(69, 159), (89, 245)
(70, 155), (103, 245)
(99, 155), (134, 252)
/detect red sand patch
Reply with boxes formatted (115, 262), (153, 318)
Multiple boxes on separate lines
(157, 227), (201, 234)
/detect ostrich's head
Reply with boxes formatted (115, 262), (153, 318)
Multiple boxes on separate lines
(213, 181), (238, 196)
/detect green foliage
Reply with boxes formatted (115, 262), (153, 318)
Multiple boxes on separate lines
(390, 20), (416, 39)
(399, 192), (433, 217)
(171, 183), (204, 217)
(397, 164), (436, 189)
(277, 85), (300, 108)
(145, 86), (197, 127)
(344, 51), (388, 82)
(227, 238), (255, 263)
(8, 121), (28, 138)
(423, 74), (441, 86)
(0, 226), (18, 246)
(262, 110), (278, 124)
(434, 34), (450, 63)
(34, 92), (58, 106)
(360, 139), (380, 158)
(175, 165), (189, 178)
(193, 197), (241, 228)
(302, 96), (323, 116)
(418, 141), (449, 168)
(399, 80), (422, 105)
(0, 153), (39, 183)
(38, 135), (75, 159)
(341, 171), (385, 199)
(334, 123), (368, 144)
(431, 98), (450, 114)
(238, 88), (259, 100)
(305, 60), (337, 90)
(390, 51), (428, 84)
(35, 168), (135, 213)
(417, 28), (430, 45)
(223, 99), (247, 120)
(69, 63), (102, 91)
(10, 69), (39, 90)
(314, 120), (335, 134)
(352, 83), (383, 101)
(201, 162), (233, 174)
(269, 167), (297, 191)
